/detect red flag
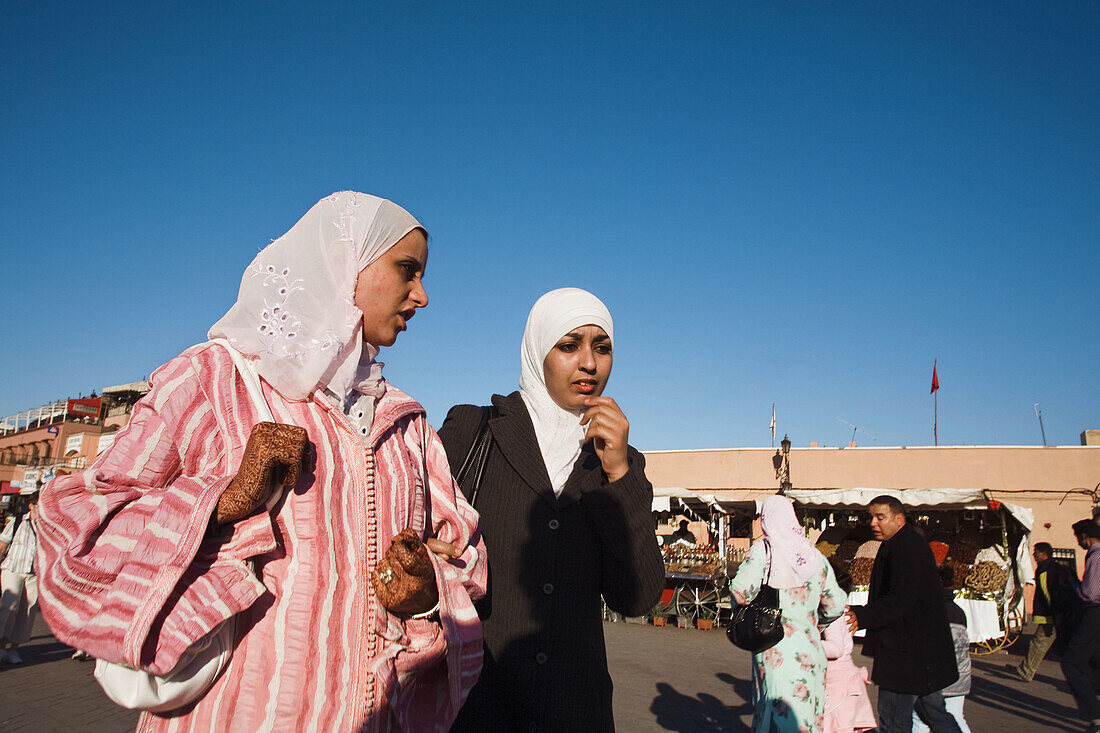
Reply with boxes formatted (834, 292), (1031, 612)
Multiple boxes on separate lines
(930, 361), (939, 394)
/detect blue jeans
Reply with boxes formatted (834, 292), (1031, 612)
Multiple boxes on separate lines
(878, 689), (963, 733)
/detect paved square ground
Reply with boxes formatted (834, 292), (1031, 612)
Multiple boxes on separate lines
(605, 620), (1079, 732)
(0, 616), (1081, 731)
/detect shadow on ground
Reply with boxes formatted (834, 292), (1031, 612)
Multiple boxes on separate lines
(2, 639), (74, 670)
(650, 672), (754, 732)
(969, 657), (1078, 732)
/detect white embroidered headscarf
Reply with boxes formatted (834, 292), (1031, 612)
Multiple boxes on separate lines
(209, 191), (423, 420)
(519, 288), (614, 496)
(757, 495), (822, 589)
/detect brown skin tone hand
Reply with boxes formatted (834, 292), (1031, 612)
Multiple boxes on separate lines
(426, 538), (459, 560)
(581, 396), (630, 482)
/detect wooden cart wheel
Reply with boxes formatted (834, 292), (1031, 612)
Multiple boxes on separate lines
(1003, 606), (1023, 647)
(601, 597), (623, 622)
(657, 587), (677, 617)
(970, 636), (1002, 655)
(674, 580), (720, 623)
(715, 584), (733, 626)
(970, 607), (1024, 655)
(670, 582), (691, 625)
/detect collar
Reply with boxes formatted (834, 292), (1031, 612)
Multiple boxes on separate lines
(489, 392), (554, 503)
(488, 391), (598, 510)
(369, 385), (425, 446)
(311, 381), (424, 448)
(883, 522), (913, 545)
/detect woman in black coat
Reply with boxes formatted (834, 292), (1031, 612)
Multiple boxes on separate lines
(440, 287), (664, 733)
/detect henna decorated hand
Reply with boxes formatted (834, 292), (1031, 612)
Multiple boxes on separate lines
(216, 422), (308, 526)
(372, 528), (440, 617)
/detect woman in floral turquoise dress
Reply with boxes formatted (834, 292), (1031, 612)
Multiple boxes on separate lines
(730, 496), (847, 733)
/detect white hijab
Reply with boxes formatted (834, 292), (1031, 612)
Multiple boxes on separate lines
(519, 288), (614, 496)
(758, 495), (822, 589)
(209, 191), (423, 423)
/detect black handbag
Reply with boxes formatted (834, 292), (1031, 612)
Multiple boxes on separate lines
(454, 405), (497, 508)
(727, 540), (784, 653)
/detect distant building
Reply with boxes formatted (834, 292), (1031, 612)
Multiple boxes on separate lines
(644, 437), (1100, 577)
(0, 381), (149, 507)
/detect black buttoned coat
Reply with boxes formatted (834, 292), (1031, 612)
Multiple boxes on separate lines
(440, 392), (664, 733)
(850, 522), (959, 695)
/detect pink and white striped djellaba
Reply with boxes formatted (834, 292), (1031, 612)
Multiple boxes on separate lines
(36, 343), (487, 732)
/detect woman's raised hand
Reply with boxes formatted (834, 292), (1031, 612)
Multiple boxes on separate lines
(216, 422), (309, 525)
(581, 396), (630, 482)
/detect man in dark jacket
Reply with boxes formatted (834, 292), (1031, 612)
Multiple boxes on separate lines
(1012, 542), (1075, 682)
(1061, 519), (1100, 733)
(845, 495), (962, 733)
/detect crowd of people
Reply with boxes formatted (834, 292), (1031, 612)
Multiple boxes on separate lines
(1, 191), (1093, 733)
(729, 493), (1100, 733)
(728, 494), (966, 733)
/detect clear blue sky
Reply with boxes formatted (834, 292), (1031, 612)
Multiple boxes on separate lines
(2, 2), (1097, 450)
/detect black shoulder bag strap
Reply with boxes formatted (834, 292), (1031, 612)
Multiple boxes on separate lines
(454, 405), (498, 508)
(758, 537), (780, 604)
(763, 538), (772, 584)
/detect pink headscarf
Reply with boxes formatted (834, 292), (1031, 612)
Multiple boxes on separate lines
(759, 495), (822, 589)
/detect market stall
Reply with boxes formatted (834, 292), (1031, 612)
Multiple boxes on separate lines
(658, 544), (728, 626)
(650, 488), (770, 626)
(788, 488), (1034, 654)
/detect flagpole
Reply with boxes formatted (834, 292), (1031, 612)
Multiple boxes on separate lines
(770, 404), (776, 448)
(932, 358), (938, 446)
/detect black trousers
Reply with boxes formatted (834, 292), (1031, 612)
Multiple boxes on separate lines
(1061, 605), (1100, 721)
(878, 689), (963, 733)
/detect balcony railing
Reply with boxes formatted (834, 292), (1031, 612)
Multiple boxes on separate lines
(0, 455), (87, 470)
(0, 415), (102, 437)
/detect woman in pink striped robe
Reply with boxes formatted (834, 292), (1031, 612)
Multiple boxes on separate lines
(36, 192), (486, 732)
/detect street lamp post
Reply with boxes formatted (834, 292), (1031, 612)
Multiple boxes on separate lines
(774, 434), (792, 494)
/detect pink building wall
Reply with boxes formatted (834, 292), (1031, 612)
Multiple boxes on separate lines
(643, 444), (1100, 572)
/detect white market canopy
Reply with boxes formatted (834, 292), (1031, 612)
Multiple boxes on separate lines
(785, 487), (1035, 533)
(787, 487), (1037, 587)
(652, 486), (1037, 589)
(652, 486), (1034, 532)
(652, 487), (770, 517)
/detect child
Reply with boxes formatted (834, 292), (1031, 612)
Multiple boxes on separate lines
(914, 565), (971, 733)
(823, 571), (876, 733)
